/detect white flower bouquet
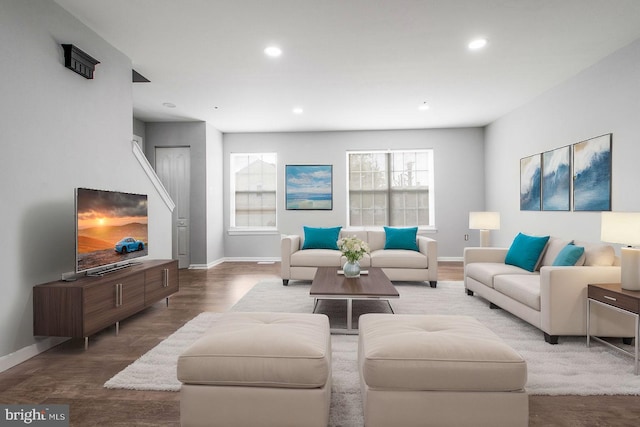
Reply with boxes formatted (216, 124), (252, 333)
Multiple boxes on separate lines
(337, 235), (370, 263)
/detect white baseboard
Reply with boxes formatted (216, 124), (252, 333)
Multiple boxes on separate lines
(438, 256), (463, 262)
(0, 337), (69, 374)
(189, 257), (281, 269)
(224, 257), (281, 263)
(189, 258), (226, 270)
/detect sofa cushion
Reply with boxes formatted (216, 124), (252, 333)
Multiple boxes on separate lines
(493, 274), (541, 311)
(291, 249), (342, 267)
(552, 244), (585, 266)
(540, 237), (572, 266)
(367, 230), (386, 251)
(301, 226), (341, 250)
(342, 253), (372, 268)
(339, 229), (368, 243)
(370, 249), (427, 269)
(573, 240), (615, 266)
(383, 226), (419, 251)
(466, 263), (536, 288)
(505, 233), (550, 272)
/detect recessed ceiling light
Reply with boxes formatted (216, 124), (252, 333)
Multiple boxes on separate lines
(468, 38), (488, 50)
(292, 107), (304, 115)
(162, 102), (176, 108)
(418, 102), (429, 111)
(264, 46), (282, 57)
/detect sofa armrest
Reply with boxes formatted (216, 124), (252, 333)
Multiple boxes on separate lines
(540, 265), (621, 335)
(280, 235), (301, 280)
(463, 247), (509, 265)
(417, 236), (438, 281)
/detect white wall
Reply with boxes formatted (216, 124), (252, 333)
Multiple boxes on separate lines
(223, 128), (485, 259)
(206, 124), (225, 265)
(0, 0), (172, 367)
(485, 38), (640, 247)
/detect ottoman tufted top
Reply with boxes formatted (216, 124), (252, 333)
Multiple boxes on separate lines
(359, 313), (527, 392)
(178, 312), (331, 389)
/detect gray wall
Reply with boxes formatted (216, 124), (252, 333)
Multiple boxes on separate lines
(206, 123), (225, 265)
(0, 0), (172, 364)
(223, 128), (486, 259)
(133, 118), (146, 139)
(485, 38), (640, 247)
(145, 122), (225, 267)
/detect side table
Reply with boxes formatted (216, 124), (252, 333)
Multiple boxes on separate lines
(587, 283), (640, 375)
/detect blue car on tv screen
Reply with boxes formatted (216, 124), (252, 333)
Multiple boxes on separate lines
(115, 237), (145, 254)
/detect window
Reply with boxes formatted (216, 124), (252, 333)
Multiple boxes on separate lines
(230, 153), (277, 229)
(348, 150), (434, 227)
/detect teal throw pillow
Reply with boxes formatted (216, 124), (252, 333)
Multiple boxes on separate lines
(301, 226), (342, 250)
(505, 233), (550, 272)
(383, 226), (419, 251)
(552, 244), (585, 266)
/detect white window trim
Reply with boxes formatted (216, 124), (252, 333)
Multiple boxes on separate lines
(227, 227), (280, 236)
(229, 152), (278, 230)
(345, 149), (435, 228)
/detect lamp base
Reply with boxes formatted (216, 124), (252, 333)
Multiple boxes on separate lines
(620, 247), (640, 291)
(479, 229), (490, 247)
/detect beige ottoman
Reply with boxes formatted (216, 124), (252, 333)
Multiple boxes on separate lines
(359, 314), (528, 427)
(178, 312), (331, 427)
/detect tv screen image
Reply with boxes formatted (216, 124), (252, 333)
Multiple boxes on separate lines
(76, 188), (148, 274)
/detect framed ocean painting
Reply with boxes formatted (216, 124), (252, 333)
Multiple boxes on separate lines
(285, 165), (333, 210)
(573, 134), (612, 211)
(520, 154), (542, 211)
(542, 146), (571, 211)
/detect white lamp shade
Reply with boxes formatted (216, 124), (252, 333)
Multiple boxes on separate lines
(601, 212), (640, 291)
(469, 212), (500, 230)
(601, 212), (640, 246)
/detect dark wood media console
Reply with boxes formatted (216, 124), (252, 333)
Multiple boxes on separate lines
(33, 259), (178, 349)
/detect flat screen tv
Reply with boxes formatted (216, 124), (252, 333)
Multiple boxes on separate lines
(75, 188), (148, 275)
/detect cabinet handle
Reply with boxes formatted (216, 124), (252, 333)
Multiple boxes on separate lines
(163, 268), (169, 288)
(604, 295), (617, 301)
(115, 283), (121, 307)
(119, 283), (124, 306)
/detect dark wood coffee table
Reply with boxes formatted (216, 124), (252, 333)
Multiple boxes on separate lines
(310, 267), (399, 334)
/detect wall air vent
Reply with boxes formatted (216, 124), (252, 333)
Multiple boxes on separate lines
(61, 44), (100, 79)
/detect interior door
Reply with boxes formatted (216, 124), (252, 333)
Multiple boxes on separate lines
(155, 147), (191, 268)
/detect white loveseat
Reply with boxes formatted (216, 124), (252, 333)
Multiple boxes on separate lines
(464, 236), (635, 344)
(281, 229), (438, 286)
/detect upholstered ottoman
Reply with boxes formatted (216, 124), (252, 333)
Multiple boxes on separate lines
(358, 314), (528, 427)
(178, 312), (331, 427)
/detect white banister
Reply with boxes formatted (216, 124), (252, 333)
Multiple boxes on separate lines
(131, 140), (175, 212)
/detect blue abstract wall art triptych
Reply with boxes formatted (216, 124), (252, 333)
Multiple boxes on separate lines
(520, 154), (542, 211)
(520, 134), (611, 211)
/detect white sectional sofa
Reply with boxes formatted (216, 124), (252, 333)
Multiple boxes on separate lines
(281, 228), (438, 286)
(464, 236), (635, 344)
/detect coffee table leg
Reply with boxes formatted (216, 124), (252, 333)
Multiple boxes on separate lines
(387, 300), (395, 314)
(347, 298), (353, 331)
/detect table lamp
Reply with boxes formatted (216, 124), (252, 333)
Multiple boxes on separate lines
(601, 212), (640, 291)
(469, 212), (500, 247)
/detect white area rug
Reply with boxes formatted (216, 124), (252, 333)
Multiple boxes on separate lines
(105, 280), (640, 421)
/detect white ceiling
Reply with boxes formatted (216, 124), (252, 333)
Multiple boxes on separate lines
(54, 0), (640, 133)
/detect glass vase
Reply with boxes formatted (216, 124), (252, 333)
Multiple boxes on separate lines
(343, 260), (361, 278)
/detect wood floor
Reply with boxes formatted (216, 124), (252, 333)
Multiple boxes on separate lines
(1, 261), (639, 426)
